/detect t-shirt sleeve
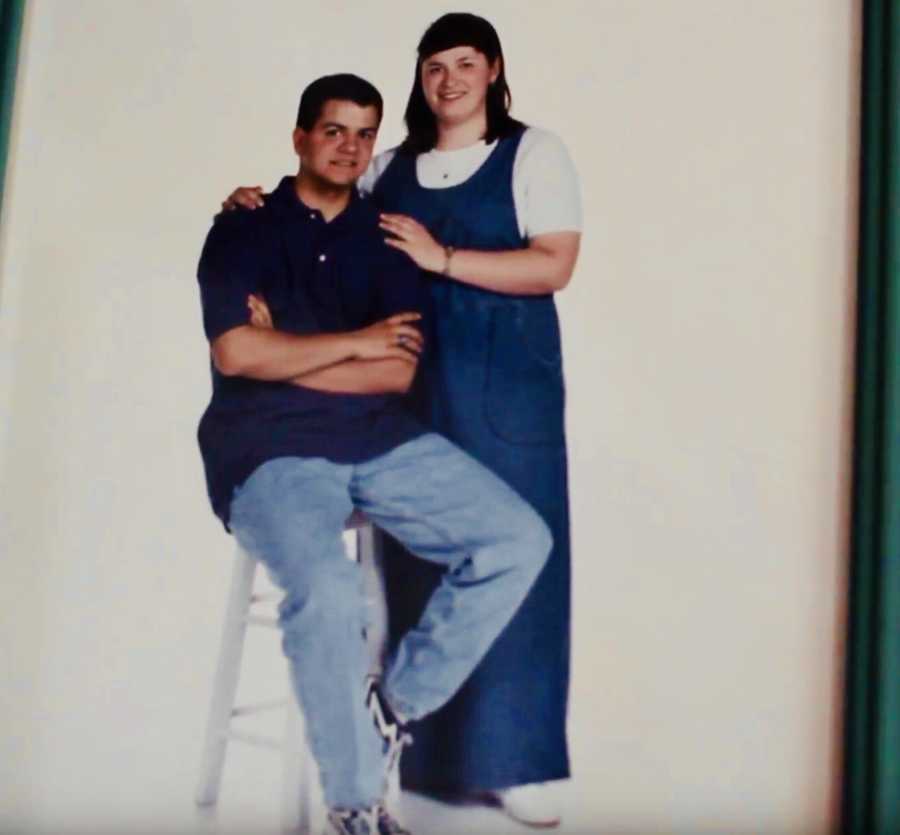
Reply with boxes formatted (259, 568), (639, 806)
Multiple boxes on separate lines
(196, 214), (263, 342)
(513, 127), (582, 239)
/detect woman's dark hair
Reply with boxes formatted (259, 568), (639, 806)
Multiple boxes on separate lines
(399, 13), (524, 154)
(296, 73), (383, 130)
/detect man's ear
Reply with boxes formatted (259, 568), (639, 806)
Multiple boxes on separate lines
(292, 127), (306, 157)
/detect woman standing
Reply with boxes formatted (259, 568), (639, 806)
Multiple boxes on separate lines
(368, 14), (580, 826)
(223, 13), (581, 825)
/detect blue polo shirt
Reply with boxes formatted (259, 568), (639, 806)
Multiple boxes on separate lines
(197, 175), (427, 528)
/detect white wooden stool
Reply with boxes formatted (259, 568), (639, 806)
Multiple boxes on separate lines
(194, 513), (387, 833)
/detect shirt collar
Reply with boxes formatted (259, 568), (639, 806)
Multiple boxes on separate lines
(270, 175), (362, 225)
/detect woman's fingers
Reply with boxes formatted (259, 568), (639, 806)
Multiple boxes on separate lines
(379, 220), (404, 240)
(381, 213), (415, 225)
(381, 219), (444, 272)
(383, 236), (409, 254)
(230, 186), (265, 210)
(379, 214), (422, 238)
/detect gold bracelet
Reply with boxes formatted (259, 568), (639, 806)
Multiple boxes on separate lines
(442, 245), (455, 276)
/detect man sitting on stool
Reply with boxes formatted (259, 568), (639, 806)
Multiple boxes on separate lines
(196, 73), (551, 835)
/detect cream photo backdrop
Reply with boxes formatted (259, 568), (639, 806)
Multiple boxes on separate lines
(0, 1), (857, 833)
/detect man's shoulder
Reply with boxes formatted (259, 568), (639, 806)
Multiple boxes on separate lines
(201, 198), (279, 262)
(198, 197), (282, 283)
(211, 196), (277, 238)
(349, 192), (382, 228)
(339, 194), (389, 252)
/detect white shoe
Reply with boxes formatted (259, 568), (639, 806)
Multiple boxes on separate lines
(493, 782), (561, 828)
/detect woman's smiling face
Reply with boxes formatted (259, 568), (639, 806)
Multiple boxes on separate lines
(419, 45), (499, 128)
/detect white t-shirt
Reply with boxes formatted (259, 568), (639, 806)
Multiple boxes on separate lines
(357, 126), (582, 240)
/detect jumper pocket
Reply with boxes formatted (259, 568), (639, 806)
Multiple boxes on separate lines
(483, 301), (566, 446)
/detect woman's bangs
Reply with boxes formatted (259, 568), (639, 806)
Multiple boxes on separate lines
(417, 14), (499, 62)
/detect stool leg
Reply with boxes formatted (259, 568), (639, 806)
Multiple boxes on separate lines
(281, 698), (311, 833)
(195, 547), (257, 807)
(358, 525), (388, 676)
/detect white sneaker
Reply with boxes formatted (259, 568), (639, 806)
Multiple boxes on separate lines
(493, 782), (561, 828)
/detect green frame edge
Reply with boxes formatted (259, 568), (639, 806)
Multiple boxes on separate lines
(0, 1), (896, 831)
(841, 0), (900, 833)
(0, 0), (26, 218)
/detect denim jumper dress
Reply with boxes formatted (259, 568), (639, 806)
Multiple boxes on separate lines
(373, 127), (571, 792)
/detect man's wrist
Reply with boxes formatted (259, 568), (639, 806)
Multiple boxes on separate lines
(342, 330), (362, 360)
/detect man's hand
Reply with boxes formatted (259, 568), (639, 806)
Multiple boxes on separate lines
(222, 186), (265, 212)
(350, 313), (423, 363)
(247, 294), (273, 328)
(245, 295), (421, 363)
(226, 297), (422, 393)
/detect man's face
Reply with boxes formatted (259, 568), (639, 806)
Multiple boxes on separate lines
(293, 99), (379, 189)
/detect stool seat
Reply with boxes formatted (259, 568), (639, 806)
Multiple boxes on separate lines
(194, 516), (386, 833)
(344, 509), (369, 530)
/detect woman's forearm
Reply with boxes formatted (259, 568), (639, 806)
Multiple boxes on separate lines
(444, 231), (581, 294)
(379, 211), (580, 296)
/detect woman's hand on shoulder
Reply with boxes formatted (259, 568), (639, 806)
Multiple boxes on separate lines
(379, 213), (446, 273)
(222, 186), (265, 212)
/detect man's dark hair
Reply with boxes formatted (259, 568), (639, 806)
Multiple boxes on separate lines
(399, 13), (524, 155)
(295, 73), (383, 130)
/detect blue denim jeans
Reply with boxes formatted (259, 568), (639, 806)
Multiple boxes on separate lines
(228, 432), (551, 810)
